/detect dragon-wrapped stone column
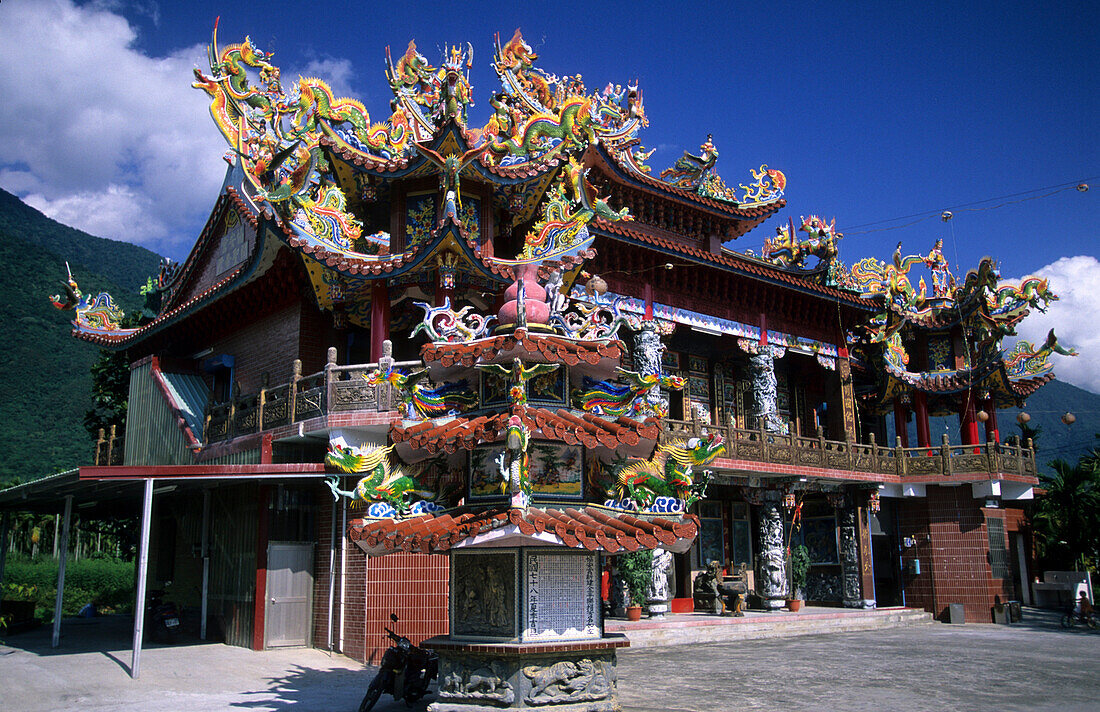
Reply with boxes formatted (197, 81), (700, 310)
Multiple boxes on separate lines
(633, 323), (667, 415)
(748, 351), (783, 433)
(757, 492), (788, 610)
(837, 494), (863, 608)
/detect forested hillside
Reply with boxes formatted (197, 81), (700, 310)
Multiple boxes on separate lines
(0, 191), (162, 484)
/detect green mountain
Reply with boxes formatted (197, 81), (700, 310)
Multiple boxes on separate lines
(1000, 379), (1100, 472)
(0, 188), (162, 293)
(0, 190), (163, 484)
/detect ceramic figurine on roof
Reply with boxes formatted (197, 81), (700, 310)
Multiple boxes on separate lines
(48, 264), (136, 337)
(761, 215), (842, 270)
(658, 135), (785, 207)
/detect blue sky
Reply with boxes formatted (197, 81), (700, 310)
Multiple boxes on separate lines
(0, 0), (1096, 388)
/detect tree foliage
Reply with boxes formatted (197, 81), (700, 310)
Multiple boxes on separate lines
(0, 191), (161, 485)
(1031, 436), (1100, 571)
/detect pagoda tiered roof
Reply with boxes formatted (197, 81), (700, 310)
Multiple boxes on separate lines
(421, 329), (624, 369)
(349, 504), (699, 556)
(392, 407), (660, 454)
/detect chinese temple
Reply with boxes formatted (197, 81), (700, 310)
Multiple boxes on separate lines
(16, 25), (1079, 685)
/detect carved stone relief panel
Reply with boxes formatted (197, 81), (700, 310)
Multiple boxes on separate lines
(451, 551), (518, 639)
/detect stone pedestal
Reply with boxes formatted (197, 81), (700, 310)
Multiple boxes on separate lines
(427, 637), (628, 711)
(436, 548), (624, 710)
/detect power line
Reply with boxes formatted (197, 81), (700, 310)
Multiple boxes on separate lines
(841, 177), (1095, 236)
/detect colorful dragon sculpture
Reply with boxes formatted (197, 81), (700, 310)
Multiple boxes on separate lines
(495, 415), (533, 508)
(660, 135), (719, 189)
(1003, 328), (1078, 379)
(514, 158), (632, 263)
(762, 216), (842, 269)
(364, 364), (477, 420)
(325, 443), (435, 514)
(606, 432), (726, 509)
(411, 297), (496, 342)
(574, 369), (686, 418)
(49, 264), (126, 332)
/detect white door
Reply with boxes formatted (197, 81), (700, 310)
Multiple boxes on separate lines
(265, 542), (313, 647)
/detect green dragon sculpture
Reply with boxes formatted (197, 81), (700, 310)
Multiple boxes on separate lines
(324, 443), (434, 514)
(607, 432), (726, 509)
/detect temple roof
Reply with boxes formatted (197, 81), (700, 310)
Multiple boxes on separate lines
(349, 504), (699, 556)
(392, 407), (660, 454)
(590, 143), (784, 221)
(591, 219), (872, 308)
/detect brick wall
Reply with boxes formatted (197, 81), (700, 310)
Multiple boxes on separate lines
(896, 486), (1006, 622)
(207, 302), (303, 394)
(298, 301), (339, 374)
(363, 552), (449, 665)
(310, 492), (448, 665)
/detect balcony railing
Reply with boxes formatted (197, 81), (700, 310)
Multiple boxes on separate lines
(662, 418), (1037, 479)
(197, 350), (1036, 480)
(203, 349), (419, 444)
(94, 425), (124, 466)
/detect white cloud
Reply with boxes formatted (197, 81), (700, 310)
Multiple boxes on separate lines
(0, 3), (218, 255)
(1007, 255), (1100, 394)
(293, 57), (359, 100)
(0, 1), (365, 258)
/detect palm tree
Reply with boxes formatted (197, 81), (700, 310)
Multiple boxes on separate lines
(1032, 457), (1100, 570)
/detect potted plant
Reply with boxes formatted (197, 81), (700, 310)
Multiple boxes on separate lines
(618, 549), (654, 621)
(787, 544), (810, 612)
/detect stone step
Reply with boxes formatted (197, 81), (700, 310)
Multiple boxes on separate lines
(607, 607), (934, 648)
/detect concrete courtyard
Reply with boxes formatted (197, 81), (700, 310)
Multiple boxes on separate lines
(1, 609), (1096, 711)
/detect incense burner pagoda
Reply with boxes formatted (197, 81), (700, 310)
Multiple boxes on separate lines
(326, 273), (722, 710)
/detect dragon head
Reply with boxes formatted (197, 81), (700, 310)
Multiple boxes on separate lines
(684, 431), (726, 466)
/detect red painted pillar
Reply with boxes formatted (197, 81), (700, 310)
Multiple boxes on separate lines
(893, 398), (910, 447)
(913, 391), (931, 448)
(252, 484), (270, 651)
(960, 390), (980, 448)
(370, 281), (391, 362)
(984, 398), (1000, 443)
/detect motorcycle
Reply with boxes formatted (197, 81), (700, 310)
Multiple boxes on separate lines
(359, 613), (438, 712)
(146, 585), (182, 643)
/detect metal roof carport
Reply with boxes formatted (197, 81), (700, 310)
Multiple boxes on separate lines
(0, 463), (325, 678)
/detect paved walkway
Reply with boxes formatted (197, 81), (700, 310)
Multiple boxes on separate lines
(1, 609), (1097, 711)
(616, 609), (1100, 712)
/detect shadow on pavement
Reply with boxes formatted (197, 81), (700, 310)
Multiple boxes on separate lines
(227, 664), (427, 712)
(1, 613), (224, 657)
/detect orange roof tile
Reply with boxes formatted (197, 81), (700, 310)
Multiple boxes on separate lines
(348, 505), (699, 555)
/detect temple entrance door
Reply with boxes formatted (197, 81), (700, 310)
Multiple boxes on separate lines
(265, 542), (313, 647)
(869, 501), (902, 607)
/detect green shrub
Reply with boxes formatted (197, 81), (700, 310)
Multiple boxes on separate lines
(789, 544), (811, 599)
(3, 554), (135, 621)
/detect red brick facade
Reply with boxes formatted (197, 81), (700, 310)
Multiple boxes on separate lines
(896, 486), (1013, 622)
(311, 493), (449, 663)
